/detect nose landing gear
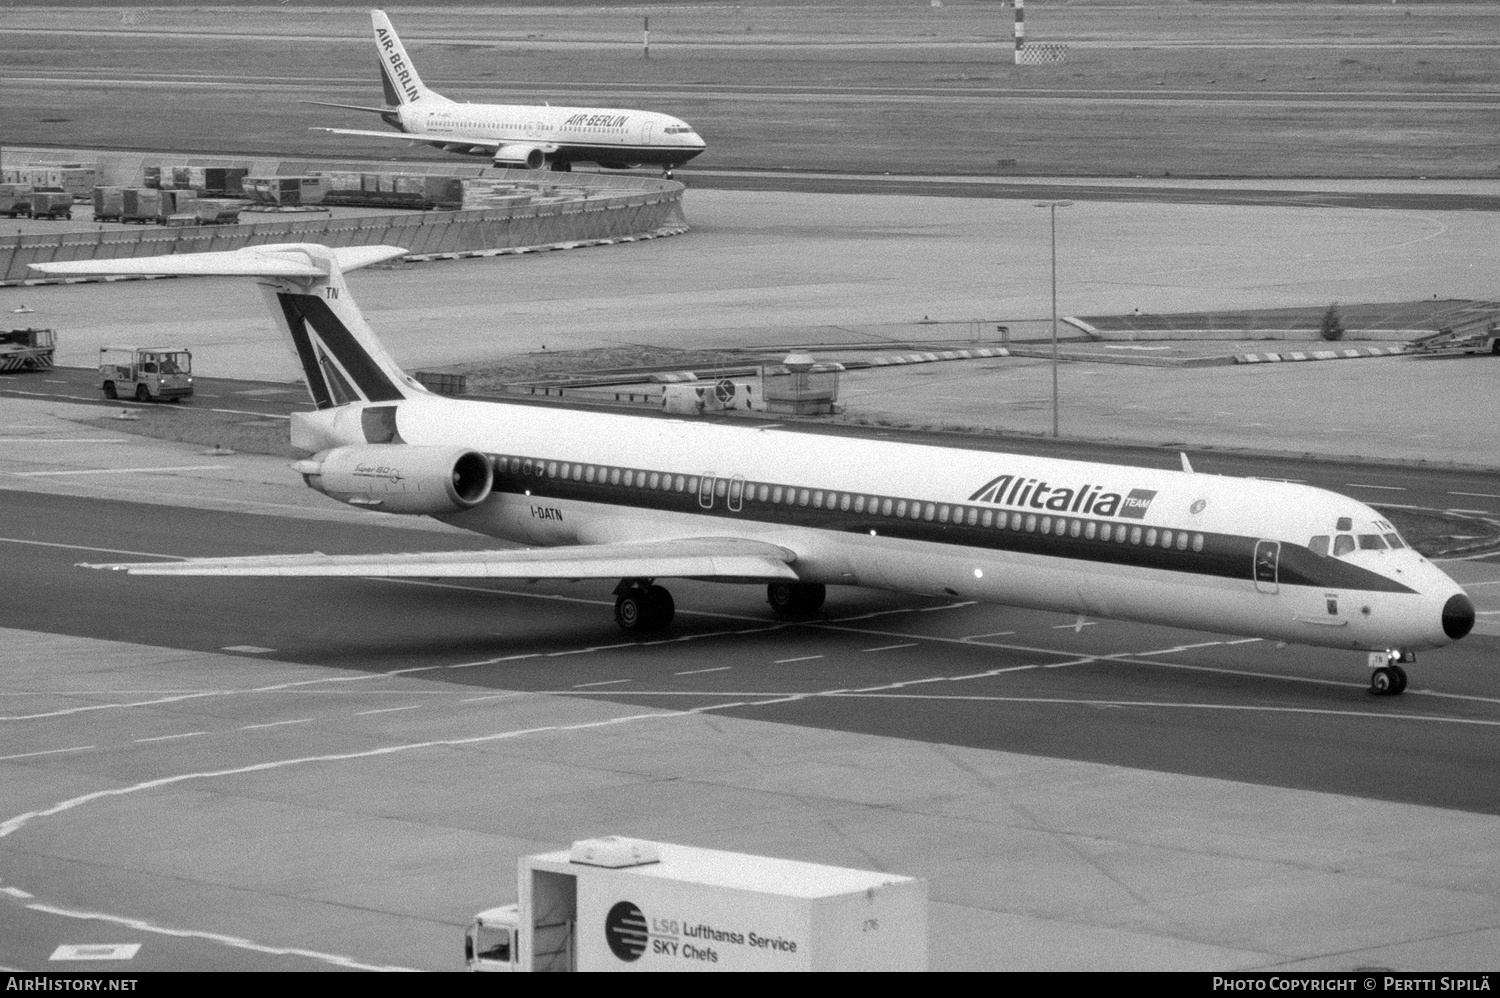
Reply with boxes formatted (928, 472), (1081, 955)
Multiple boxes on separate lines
(1368, 649), (1414, 695)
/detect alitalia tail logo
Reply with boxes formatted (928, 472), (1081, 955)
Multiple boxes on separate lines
(969, 474), (1156, 520)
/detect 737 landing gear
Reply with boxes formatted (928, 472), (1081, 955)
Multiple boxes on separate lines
(1368, 649), (1414, 696)
(767, 582), (825, 618)
(614, 579), (674, 632)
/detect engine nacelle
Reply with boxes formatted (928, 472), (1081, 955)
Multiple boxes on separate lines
(492, 144), (547, 170)
(295, 444), (494, 516)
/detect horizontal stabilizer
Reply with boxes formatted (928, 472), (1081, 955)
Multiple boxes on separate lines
(80, 537), (802, 583)
(30, 244), (408, 278)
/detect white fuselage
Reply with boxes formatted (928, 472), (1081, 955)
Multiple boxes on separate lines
(304, 394), (1469, 654)
(400, 94), (706, 166)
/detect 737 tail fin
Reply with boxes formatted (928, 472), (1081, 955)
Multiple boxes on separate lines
(29, 243), (418, 410)
(372, 9), (434, 107)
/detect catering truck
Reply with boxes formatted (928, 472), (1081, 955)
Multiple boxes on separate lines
(465, 837), (927, 972)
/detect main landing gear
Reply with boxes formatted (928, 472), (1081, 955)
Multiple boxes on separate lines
(613, 579), (675, 632)
(767, 582), (825, 618)
(1368, 649), (1414, 696)
(612, 580), (828, 632)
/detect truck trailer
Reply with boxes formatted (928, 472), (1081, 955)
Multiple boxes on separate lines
(465, 837), (927, 972)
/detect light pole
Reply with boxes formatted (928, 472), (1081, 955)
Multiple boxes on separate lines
(1034, 200), (1072, 437)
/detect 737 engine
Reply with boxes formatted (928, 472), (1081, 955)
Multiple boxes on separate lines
(293, 445), (494, 515)
(492, 144), (547, 170)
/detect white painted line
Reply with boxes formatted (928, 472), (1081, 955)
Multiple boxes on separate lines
(2, 886), (34, 899)
(221, 645), (275, 654)
(774, 655), (825, 664)
(573, 679), (633, 688)
(1051, 621), (1097, 630)
(548, 642), (638, 657)
(239, 719), (314, 730)
(862, 642), (919, 652)
(51, 943), (141, 961)
(133, 732), (206, 743)
(959, 631), (1016, 642)
(448, 652), (542, 668)
(354, 705), (421, 716)
(0, 438), (125, 443)
(14, 464), (232, 477)
(919, 601), (977, 611)
(1449, 491), (1500, 499)
(675, 666), (731, 675)
(0, 535), (184, 560)
(1344, 483), (1406, 491)
(29, 903), (414, 972)
(459, 692), (530, 703)
(0, 745), (95, 762)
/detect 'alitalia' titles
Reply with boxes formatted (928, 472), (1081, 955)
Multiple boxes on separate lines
(968, 474), (1157, 520)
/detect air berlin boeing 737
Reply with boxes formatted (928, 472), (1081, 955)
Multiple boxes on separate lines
(30, 245), (1474, 697)
(307, 10), (706, 175)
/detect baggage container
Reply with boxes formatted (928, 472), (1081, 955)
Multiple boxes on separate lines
(28, 191), (74, 219)
(0, 183), (33, 217)
(92, 186), (126, 221)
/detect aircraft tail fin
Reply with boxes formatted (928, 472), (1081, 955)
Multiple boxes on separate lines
(29, 244), (420, 410)
(371, 9), (434, 107)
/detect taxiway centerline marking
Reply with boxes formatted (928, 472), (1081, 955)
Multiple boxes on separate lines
(1449, 492), (1500, 499)
(675, 666), (731, 675)
(354, 705), (421, 716)
(862, 642), (918, 652)
(240, 719), (314, 730)
(0, 745), (95, 762)
(1344, 483), (1406, 491)
(573, 679), (633, 688)
(774, 655), (825, 663)
(133, 732), (206, 743)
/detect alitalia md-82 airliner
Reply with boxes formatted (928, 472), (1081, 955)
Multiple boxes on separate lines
(306, 10), (706, 175)
(31, 245), (1474, 697)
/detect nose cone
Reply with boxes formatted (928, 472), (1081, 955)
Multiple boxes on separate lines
(1443, 593), (1476, 640)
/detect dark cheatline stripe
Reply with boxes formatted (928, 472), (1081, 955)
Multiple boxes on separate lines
(492, 456), (1418, 595)
(277, 294), (404, 404)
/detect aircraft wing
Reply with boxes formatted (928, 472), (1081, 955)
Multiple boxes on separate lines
(79, 536), (801, 582)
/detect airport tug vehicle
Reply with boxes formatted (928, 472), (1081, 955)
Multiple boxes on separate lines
(98, 346), (193, 402)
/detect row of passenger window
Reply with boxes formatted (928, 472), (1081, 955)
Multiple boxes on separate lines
(499, 455), (1210, 554)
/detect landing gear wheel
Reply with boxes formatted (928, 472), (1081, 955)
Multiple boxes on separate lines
(642, 584), (674, 630)
(767, 582), (826, 618)
(135, 384), (152, 403)
(102, 381), (117, 399)
(1370, 665), (1408, 696)
(614, 584), (674, 632)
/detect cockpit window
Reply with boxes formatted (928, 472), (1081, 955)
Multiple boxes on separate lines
(1336, 516), (1352, 531)
(1332, 535), (1356, 557)
(1384, 532), (1405, 549)
(1358, 534), (1387, 550)
(1308, 535), (1330, 556)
